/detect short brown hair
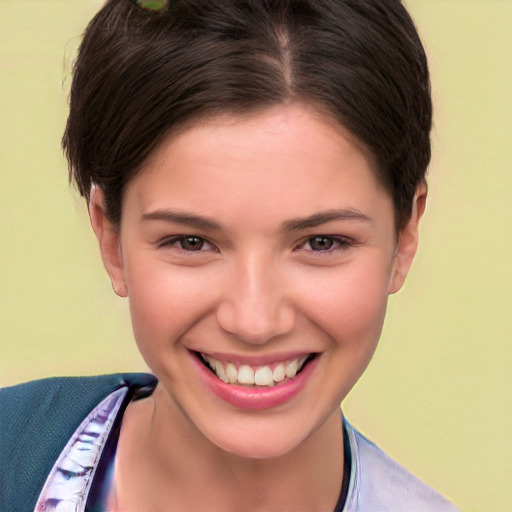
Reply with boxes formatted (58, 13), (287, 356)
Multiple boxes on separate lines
(63, 0), (432, 229)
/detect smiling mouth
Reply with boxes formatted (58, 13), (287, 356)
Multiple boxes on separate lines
(195, 352), (317, 387)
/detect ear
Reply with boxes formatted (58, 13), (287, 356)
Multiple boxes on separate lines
(89, 185), (128, 297)
(388, 182), (428, 294)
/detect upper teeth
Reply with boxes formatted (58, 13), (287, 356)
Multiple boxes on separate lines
(202, 355), (309, 387)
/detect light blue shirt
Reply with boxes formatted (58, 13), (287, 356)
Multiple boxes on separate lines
(343, 421), (459, 511)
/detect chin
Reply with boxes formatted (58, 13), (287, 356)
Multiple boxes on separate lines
(215, 432), (304, 460)
(200, 414), (318, 460)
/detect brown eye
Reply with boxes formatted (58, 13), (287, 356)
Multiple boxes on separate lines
(308, 236), (335, 251)
(180, 236), (205, 251)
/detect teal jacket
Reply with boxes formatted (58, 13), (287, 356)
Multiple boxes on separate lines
(0, 373), (157, 512)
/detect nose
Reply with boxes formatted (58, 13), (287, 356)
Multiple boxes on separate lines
(216, 256), (295, 345)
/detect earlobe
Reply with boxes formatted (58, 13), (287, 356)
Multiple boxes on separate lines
(388, 182), (427, 294)
(89, 185), (128, 297)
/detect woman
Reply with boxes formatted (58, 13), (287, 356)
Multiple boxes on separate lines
(0, 0), (459, 510)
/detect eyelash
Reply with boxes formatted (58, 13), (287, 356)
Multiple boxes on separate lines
(158, 235), (353, 254)
(158, 235), (216, 253)
(296, 235), (354, 254)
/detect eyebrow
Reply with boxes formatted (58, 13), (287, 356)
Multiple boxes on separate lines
(282, 209), (372, 232)
(142, 208), (372, 232)
(142, 209), (223, 231)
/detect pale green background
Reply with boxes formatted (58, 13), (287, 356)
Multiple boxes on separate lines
(1, 1), (510, 510)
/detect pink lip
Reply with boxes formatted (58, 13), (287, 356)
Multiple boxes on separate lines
(189, 351), (318, 410)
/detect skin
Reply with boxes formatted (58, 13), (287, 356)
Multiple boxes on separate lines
(90, 102), (426, 511)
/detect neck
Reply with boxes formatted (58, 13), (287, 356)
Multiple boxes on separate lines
(112, 384), (344, 512)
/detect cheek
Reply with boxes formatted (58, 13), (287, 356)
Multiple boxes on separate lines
(298, 258), (391, 348)
(124, 259), (215, 359)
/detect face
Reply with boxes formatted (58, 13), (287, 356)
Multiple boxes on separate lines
(92, 103), (423, 459)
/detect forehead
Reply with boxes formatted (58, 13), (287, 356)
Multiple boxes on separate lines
(124, 103), (391, 226)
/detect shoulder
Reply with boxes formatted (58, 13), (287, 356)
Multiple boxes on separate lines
(0, 373), (156, 440)
(0, 373), (156, 512)
(344, 421), (459, 512)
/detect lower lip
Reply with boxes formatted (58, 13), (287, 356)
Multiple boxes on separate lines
(190, 352), (318, 410)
